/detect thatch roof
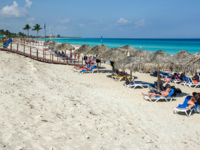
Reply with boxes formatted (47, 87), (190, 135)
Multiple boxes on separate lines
(44, 40), (57, 49)
(55, 43), (75, 51)
(73, 45), (92, 55)
(172, 50), (191, 62)
(114, 56), (148, 71)
(173, 52), (200, 74)
(97, 48), (127, 62)
(131, 49), (151, 61)
(119, 45), (137, 55)
(86, 45), (110, 56)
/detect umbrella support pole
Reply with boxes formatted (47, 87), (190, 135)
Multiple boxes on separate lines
(157, 69), (161, 92)
(97, 63), (99, 73)
(130, 71), (132, 80)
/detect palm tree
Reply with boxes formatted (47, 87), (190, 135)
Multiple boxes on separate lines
(32, 24), (42, 39)
(23, 24), (31, 37)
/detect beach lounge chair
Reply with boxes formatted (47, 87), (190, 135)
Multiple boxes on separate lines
(74, 65), (90, 72)
(148, 84), (158, 92)
(112, 73), (131, 82)
(80, 66), (96, 73)
(127, 79), (149, 89)
(172, 75), (182, 84)
(145, 89), (174, 102)
(173, 96), (199, 116)
(179, 76), (189, 86)
(150, 71), (157, 77)
(187, 77), (200, 88)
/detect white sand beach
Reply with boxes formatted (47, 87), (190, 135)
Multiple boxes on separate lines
(0, 43), (200, 150)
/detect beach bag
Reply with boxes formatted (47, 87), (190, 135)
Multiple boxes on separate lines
(176, 88), (182, 94)
(193, 80), (198, 84)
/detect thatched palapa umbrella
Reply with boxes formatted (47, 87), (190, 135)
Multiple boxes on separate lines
(148, 50), (173, 92)
(172, 50), (191, 73)
(131, 49), (151, 60)
(97, 48), (127, 75)
(86, 45), (110, 73)
(86, 45), (110, 56)
(44, 40), (57, 48)
(119, 45), (137, 56)
(55, 43), (75, 51)
(73, 45), (92, 55)
(176, 52), (200, 74)
(114, 56), (149, 78)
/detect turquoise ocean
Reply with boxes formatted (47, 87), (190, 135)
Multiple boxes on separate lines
(37, 38), (200, 55)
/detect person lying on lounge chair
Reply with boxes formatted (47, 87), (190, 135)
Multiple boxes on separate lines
(75, 64), (89, 70)
(192, 73), (199, 82)
(187, 92), (199, 109)
(142, 84), (170, 97)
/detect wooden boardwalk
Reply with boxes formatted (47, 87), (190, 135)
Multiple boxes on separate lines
(0, 42), (83, 66)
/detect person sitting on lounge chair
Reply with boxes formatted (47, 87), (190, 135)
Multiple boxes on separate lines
(192, 73), (199, 82)
(180, 72), (185, 80)
(115, 69), (126, 76)
(187, 92), (199, 109)
(142, 84), (170, 97)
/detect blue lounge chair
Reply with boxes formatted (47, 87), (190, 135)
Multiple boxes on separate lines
(80, 66), (96, 73)
(126, 80), (149, 89)
(180, 76), (189, 86)
(187, 77), (200, 88)
(173, 96), (199, 116)
(146, 89), (174, 102)
(150, 71), (157, 77)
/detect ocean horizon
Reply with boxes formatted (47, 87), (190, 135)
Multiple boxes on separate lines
(37, 38), (200, 55)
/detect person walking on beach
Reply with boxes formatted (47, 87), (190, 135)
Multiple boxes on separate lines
(70, 50), (73, 61)
(84, 55), (88, 64)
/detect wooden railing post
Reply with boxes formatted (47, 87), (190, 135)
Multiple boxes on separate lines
(37, 50), (38, 60)
(17, 43), (18, 53)
(52, 52), (53, 63)
(24, 45), (25, 55)
(10, 42), (12, 51)
(30, 47), (31, 58)
(74, 55), (75, 66)
(43, 50), (44, 61)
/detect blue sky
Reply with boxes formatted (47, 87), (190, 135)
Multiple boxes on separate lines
(0, 0), (200, 38)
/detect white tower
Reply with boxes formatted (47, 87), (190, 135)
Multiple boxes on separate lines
(49, 27), (52, 40)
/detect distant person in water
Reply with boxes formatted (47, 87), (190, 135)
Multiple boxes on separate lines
(142, 84), (170, 97)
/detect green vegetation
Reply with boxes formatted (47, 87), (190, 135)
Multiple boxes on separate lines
(32, 24), (42, 39)
(23, 24), (31, 37)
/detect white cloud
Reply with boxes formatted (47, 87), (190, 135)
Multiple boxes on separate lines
(57, 26), (67, 30)
(117, 18), (129, 24)
(79, 23), (85, 27)
(0, 23), (9, 26)
(135, 19), (145, 28)
(27, 17), (35, 21)
(0, 1), (32, 18)
(25, 0), (32, 8)
(60, 18), (70, 23)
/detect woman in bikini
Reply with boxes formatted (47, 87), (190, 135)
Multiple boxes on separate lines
(187, 92), (199, 109)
